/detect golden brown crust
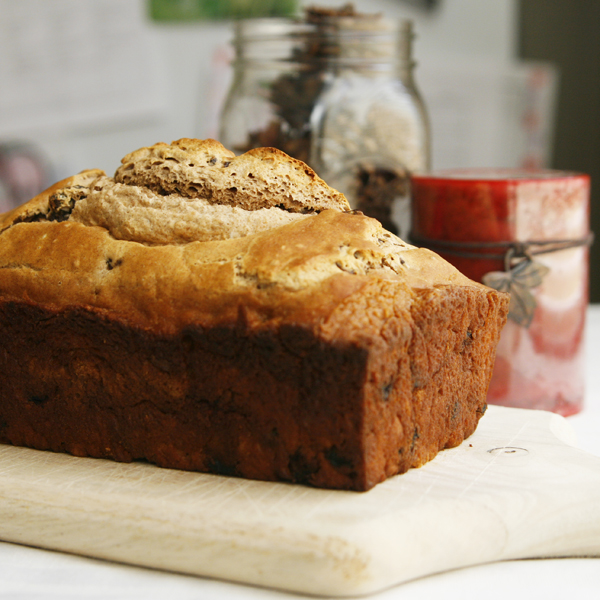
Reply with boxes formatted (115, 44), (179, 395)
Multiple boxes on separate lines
(0, 208), (489, 334)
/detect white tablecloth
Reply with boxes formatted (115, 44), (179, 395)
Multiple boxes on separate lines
(1, 307), (599, 599)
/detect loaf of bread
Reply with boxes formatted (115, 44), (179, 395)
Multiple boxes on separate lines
(0, 139), (508, 491)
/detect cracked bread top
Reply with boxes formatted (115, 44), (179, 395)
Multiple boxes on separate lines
(114, 138), (350, 213)
(70, 175), (311, 245)
(2, 139), (350, 245)
(0, 139), (497, 335)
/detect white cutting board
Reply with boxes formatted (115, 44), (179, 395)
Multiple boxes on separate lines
(0, 405), (599, 597)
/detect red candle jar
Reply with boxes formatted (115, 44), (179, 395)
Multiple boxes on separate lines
(411, 169), (592, 416)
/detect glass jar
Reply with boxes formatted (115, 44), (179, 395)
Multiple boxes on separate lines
(411, 169), (592, 416)
(218, 11), (430, 239)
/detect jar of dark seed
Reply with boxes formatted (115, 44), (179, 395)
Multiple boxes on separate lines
(218, 8), (430, 239)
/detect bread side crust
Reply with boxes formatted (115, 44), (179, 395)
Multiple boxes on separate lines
(0, 268), (508, 491)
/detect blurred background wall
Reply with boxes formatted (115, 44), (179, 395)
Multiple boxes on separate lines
(0, 0), (597, 299)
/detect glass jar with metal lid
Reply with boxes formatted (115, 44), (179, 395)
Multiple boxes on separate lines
(218, 9), (430, 238)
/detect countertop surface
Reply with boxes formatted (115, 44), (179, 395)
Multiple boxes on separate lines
(1, 307), (599, 600)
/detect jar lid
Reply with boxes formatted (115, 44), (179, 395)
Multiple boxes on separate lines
(412, 168), (589, 185)
(232, 16), (414, 67)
